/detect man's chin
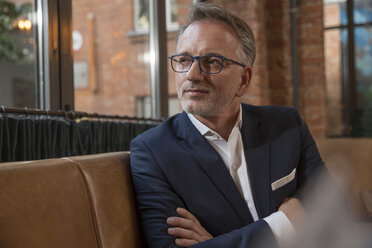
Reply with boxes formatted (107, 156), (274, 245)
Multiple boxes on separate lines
(183, 104), (203, 115)
(182, 104), (214, 117)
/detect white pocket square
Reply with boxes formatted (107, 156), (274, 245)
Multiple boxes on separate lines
(271, 168), (296, 191)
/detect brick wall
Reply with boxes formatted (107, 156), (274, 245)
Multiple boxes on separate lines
(324, 4), (344, 136)
(265, 0), (293, 107)
(297, 0), (327, 137)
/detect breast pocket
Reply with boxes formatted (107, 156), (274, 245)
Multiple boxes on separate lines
(271, 168), (297, 205)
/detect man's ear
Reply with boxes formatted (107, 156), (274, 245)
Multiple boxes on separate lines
(236, 66), (252, 97)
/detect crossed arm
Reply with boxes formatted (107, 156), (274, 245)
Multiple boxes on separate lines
(167, 207), (213, 247)
(166, 198), (306, 247)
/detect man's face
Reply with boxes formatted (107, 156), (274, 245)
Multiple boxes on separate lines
(175, 20), (249, 117)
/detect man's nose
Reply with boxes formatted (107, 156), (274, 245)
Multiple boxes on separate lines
(186, 59), (204, 82)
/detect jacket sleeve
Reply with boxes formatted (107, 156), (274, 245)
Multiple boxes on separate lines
(130, 136), (277, 248)
(292, 109), (330, 206)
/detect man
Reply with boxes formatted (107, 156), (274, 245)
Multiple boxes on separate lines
(130, 2), (326, 248)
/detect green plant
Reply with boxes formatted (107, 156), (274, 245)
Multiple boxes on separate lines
(0, 1), (33, 63)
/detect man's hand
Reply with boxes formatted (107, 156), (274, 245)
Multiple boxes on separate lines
(279, 197), (306, 229)
(167, 207), (213, 247)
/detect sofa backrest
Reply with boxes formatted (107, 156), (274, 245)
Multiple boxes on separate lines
(0, 152), (142, 248)
(316, 138), (372, 217)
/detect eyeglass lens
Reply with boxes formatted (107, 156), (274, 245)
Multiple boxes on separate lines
(172, 55), (223, 73)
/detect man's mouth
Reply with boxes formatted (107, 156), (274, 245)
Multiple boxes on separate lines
(184, 88), (209, 97)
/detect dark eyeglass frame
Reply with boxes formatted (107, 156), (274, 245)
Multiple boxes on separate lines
(168, 54), (246, 74)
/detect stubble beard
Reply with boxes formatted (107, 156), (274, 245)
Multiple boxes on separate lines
(178, 84), (235, 117)
(180, 97), (217, 116)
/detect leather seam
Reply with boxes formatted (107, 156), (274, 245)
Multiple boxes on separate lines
(62, 157), (103, 248)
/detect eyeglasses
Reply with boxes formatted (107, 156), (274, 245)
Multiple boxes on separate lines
(168, 54), (246, 74)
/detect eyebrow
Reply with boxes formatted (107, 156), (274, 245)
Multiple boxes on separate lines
(177, 52), (191, 56)
(203, 53), (224, 57)
(175, 52), (225, 57)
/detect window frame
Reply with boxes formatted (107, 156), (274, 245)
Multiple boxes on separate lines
(134, 0), (179, 32)
(324, 0), (372, 136)
(46, 0), (74, 111)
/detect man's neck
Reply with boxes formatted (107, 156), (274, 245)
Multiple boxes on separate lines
(192, 105), (240, 141)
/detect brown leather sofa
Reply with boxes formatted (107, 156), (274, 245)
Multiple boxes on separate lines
(0, 152), (142, 248)
(0, 139), (370, 248)
(316, 138), (372, 218)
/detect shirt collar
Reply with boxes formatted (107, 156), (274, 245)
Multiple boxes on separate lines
(187, 104), (243, 138)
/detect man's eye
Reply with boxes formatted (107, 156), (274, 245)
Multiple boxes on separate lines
(206, 57), (222, 65)
(177, 57), (192, 65)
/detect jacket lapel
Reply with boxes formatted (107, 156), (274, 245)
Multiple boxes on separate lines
(175, 112), (254, 225)
(241, 106), (272, 218)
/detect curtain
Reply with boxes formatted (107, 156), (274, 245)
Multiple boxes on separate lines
(0, 115), (157, 162)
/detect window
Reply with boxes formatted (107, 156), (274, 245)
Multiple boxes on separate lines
(0, 0), (38, 108)
(324, 0), (372, 137)
(0, 0), (74, 112)
(136, 95), (181, 118)
(72, 0), (151, 116)
(134, 0), (179, 32)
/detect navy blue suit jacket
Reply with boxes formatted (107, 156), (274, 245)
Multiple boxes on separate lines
(130, 104), (325, 248)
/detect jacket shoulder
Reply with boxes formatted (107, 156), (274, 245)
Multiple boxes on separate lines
(242, 104), (300, 121)
(130, 113), (182, 147)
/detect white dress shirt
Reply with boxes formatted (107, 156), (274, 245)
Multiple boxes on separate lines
(187, 106), (295, 245)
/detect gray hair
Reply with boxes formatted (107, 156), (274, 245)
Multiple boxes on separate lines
(178, 2), (256, 67)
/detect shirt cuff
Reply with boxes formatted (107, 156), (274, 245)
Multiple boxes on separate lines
(264, 211), (296, 246)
